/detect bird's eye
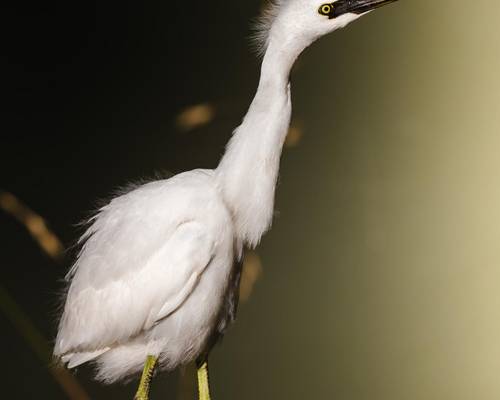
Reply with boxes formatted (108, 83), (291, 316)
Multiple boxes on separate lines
(318, 3), (334, 17)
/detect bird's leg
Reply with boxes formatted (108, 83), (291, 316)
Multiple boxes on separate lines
(196, 358), (212, 400)
(134, 355), (158, 400)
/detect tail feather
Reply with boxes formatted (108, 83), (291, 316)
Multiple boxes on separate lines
(62, 348), (110, 368)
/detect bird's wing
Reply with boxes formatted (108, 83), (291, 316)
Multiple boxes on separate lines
(56, 218), (216, 355)
(142, 220), (215, 326)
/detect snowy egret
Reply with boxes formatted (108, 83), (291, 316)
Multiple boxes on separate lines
(54, 0), (400, 399)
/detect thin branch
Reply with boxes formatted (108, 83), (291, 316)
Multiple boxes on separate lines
(0, 285), (90, 400)
(0, 190), (90, 399)
(0, 191), (64, 261)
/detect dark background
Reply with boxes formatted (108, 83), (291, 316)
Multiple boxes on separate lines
(3, 1), (261, 398)
(4, 0), (500, 399)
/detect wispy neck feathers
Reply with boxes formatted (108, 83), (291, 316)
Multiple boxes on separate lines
(251, 0), (290, 57)
(216, 38), (295, 248)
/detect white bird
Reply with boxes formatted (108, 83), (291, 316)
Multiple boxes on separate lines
(54, 0), (399, 399)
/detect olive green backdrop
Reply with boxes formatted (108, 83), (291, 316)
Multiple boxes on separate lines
(3, 0), (500, 399)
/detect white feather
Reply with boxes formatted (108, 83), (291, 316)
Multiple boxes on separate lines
(251, 0), (288, 56)
(55, 170), (235, 379)
(63, 348), (110, 369)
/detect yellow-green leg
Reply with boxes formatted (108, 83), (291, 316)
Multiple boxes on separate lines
(134, 355), (158, 400)
(197, 359), (211, 400)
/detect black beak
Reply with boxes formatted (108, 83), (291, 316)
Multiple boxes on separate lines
(319, 0), (398, 19)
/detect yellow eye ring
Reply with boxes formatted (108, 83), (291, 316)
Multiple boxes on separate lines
(319, 4), (333, 16)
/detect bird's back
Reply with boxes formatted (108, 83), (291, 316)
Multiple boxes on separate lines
(55, 169), (235, 357)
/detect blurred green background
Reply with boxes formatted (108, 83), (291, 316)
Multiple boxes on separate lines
(3, 0), (500, 398)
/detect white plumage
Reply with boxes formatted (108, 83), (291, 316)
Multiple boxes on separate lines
(56, 171), (235, 381)
(54, 0), (397, 386)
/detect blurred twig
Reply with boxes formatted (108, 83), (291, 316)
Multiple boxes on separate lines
(0, 191), (64, 261)
(0, 286), (90, 400)
(239, 251), (263, 302)
(176, 103), (217, 132)
(285, 119), (304, 148)
(0, 190), (90, 399)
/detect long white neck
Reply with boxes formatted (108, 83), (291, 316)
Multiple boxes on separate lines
(216, 33), (308, 248)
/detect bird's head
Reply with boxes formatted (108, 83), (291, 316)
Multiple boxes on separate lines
(254, 0), (398, 56)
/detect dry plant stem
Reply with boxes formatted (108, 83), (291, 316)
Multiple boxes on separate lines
(134, 355), (158, 400)
(197, 360), (211, 400)
(0, 285), (90, 400)
(0, 191), (64, 260)
(0, 192), (90, 399)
